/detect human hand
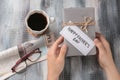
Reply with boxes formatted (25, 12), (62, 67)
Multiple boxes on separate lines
(94, 33), (120, 80)
(94, 33), (114, 70)
(47, 36), (67, 80)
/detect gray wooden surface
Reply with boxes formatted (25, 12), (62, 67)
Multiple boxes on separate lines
(0, 0), (120, 80)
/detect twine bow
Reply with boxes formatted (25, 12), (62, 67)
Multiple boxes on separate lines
(62, 17), (95, 32)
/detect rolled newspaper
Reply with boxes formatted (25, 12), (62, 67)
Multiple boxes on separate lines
(0, 33), (55, 80)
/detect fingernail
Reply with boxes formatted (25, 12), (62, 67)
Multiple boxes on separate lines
(94, 38), (99, 43)
(63, 44), (67, 48)
(63, 44), (67, 47)
(60, 36), (64, 39)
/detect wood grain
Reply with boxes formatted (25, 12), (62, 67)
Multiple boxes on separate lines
(0, 0), (120, 80)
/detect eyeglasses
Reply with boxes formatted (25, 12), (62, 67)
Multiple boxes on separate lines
(11, 32), (55, 73)
(11, 48), (41, 73)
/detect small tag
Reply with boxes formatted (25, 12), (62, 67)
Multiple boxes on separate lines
(60, 26), (95, 56)
(44, 33), (56, 48)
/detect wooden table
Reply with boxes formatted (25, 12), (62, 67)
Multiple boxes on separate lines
(0, 0), (120, 80)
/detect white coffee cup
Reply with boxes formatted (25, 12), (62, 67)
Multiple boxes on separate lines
(25, 10), (54, 37)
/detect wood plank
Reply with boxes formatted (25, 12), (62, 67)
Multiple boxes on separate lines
(0, 0), (29, 80)
(0, 0), (119, 80)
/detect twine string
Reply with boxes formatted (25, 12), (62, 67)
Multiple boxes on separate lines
(62, 17), (95, 32)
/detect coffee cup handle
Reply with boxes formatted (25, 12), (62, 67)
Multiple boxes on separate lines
(49, 17), (55, 23)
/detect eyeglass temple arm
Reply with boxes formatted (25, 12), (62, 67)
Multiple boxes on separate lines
(11, 48), (41, 72)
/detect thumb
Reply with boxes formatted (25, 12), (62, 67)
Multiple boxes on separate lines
(94, 38), (106, 53)
(58, 44), (67, 60)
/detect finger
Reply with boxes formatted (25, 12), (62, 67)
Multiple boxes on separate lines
(96, 33), (111, 53)
(54, 36), (64, 46)
(52, 36), (64, 50)
(95, 32), (100, 37)
(58, 44), (67, 60)
(94, 38), (106, 54)
(96, 33), (109, 46)
(56, 47), (61, 57)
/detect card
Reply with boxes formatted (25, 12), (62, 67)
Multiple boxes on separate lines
(60, 26), (95, 56)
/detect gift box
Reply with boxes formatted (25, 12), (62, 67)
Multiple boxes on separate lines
(60, 8), (96, 56)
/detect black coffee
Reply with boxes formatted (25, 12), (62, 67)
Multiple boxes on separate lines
(27, 13), (47, 31)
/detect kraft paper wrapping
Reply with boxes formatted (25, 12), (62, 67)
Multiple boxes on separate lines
(63, 8), (96, 56)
